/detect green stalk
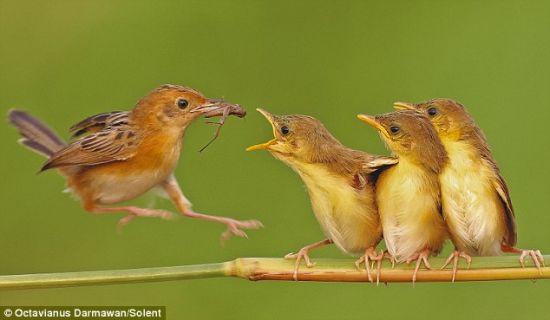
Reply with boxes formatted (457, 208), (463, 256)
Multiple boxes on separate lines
(0, 255), (547, 290)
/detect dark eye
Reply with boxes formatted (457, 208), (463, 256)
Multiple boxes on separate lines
(427, 107), (438, 117)
(177, 99), (189, 109)
(390, 126), (400, 134)
(280, 126), (290, 135)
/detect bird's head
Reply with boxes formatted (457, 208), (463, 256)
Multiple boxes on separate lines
(246, 108), (342, 165)
(393, 98), (472, 141)
(133, 84), (245, 131)
(357, 110), (447, 172)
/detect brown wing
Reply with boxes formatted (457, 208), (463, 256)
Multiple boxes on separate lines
(69, 111), (128, 137)
(362, 155), (398, 174)
(350, 155), (398, 189)
(492, 169), (517, 246)
(468, 125), (517, 246)
(42, 114), (140, 171)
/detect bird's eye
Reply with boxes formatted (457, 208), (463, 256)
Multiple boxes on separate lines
(427, 107), (438, 117)
(390, 126), (400, 134)
(177, 99), (189, 109)
(280, 126), (290, 135)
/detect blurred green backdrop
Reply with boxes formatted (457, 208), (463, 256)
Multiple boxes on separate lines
(1, 0), (549, 319)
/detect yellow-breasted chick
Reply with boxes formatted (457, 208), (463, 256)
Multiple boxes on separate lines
(395, 99), (544, 279)
(247, 109), (397, 281)
(358, 110), (448, 283)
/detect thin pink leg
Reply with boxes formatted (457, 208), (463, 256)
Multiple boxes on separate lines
(406, 249), (432, 284)
(285, 239), (333, 281)
(502, 244), (545, 274)
(355, 247), (384, 284)
(161, 175), (263, 243)
(440, 250), (472, 282)
(88, 205), (174, 230)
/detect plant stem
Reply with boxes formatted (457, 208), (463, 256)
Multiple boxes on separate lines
(0, 256), (547, 290)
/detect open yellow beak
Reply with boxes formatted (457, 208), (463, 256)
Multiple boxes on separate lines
(246, 108), (279, 151)
(393, 102), (415, 110)
(357, 114), (390, 138)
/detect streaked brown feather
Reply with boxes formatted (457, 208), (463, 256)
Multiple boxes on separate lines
(69, 111), (128, 137)
(42, 113), (140, 171)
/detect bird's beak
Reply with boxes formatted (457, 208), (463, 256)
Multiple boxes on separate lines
(246, 108), (278, 151)
(190, 98), (225, 114)
(393, 102), (415, 110)
(357, 114), (390, 138)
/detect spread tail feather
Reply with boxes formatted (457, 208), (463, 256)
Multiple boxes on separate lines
(8, 109), (66, 158)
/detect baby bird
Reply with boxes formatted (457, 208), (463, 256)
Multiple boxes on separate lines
(358, 110), (448, 283)
(8, 84), (262, 241)
(247, 109), (397, 281)
(395, 99), (544, 279)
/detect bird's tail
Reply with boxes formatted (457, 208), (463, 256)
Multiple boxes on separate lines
(8, 109), (66, 158)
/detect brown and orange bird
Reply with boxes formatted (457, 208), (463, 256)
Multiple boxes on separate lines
(394, 99), (544, 279)
(247, 109), (397, 282)
(8, 84), (262, 241)
(358, 110), (448, 283)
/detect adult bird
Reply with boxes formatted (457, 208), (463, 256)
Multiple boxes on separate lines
(8, 84), (262, 241)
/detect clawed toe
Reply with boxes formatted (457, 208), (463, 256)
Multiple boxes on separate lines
(287, 249), (315, 281)
(219, 219), (265, 244)
(238, 219), (264, 229)
(411, 249), (433, 284)
(440, 251), (472, 282)
(355, 247), (383, 284)
(519, 249), (545, 273)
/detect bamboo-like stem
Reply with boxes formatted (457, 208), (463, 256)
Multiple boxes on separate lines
(0, 255), (548, 290)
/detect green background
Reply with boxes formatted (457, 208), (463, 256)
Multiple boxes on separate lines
(1, 1), (549, 319)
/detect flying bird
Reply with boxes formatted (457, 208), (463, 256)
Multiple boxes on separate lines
(8, 84), (262, 241)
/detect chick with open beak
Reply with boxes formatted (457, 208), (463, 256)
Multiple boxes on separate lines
(248, 108), (397, 282)
(358, 110), (449, 283)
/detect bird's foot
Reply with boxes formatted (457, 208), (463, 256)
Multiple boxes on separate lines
(220, 219), (264, 244)
(117, 208), (175, 231)
(285, 247), (317, 281)
(355, 247), (384, 284)
(501, 244), (545, 274)
(519, 249), (545, 273)
(381, 250), (397, 269)
(406, 249), (432, 284)
(440, 250), (472, 282)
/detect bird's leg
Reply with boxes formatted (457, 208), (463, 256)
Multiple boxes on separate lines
(501, 244), (545, 273)
(440, 250), (472, 282)
(85, 203), (174, 231)
(380, 250), (397, 268)
(160, 175), (263, 243)
(284, 239), (333, 281)
(355, 247), (384, 284)
(406, 249), (432, 284)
